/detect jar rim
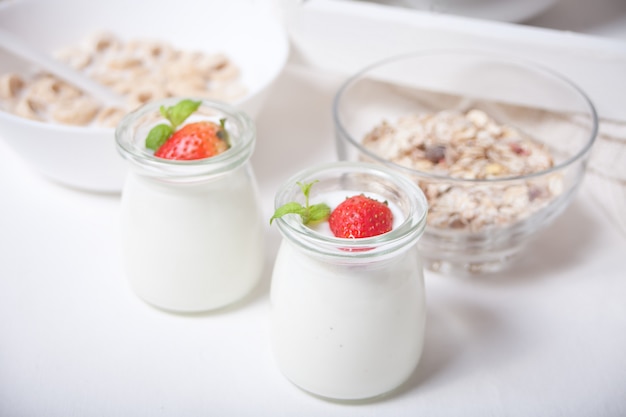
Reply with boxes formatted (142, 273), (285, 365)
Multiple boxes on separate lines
(274, 162), (428, 260)
(115, 98), (255, 179)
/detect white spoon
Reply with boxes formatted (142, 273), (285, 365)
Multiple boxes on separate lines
(0, 27), (124, 107)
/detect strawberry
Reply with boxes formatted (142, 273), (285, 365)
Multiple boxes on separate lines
(328, 194), (393, 238)
(154, 121), (228, 160)
(144, 99), (230, 160)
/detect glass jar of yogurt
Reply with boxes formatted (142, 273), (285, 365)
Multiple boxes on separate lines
(270, 162), (428, 400)
(115, 98), (264, 313)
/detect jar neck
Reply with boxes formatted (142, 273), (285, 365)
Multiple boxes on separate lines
(127, 162), (251, 189)
(277, 218), (425, 264)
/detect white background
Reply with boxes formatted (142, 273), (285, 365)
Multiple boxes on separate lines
(1, 1), (626, 415)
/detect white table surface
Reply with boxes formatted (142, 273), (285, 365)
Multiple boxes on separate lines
(1, 60), (625, 416)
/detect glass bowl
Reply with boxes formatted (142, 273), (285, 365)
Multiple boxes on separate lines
(333, 50), (598, 274)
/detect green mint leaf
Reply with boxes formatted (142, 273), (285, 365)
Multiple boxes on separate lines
(298, 181), (314, 198)
(270, 181), (330, 226)
(162, 99), (202, 129)
(216, 118), (230, 146)
(159, 105), (170, 121)
(307, 203), (331, 224)
(145, 123), (173, 150)
(270, 202), (306, 224)
(298, 180), (319, 207)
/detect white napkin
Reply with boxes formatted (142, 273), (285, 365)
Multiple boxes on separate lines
(586, 118), (626, 240)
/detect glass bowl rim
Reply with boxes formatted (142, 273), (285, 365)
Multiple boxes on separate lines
(332, 48), (599, 184)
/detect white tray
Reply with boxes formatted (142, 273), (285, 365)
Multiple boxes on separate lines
(284, 0), (626, 121)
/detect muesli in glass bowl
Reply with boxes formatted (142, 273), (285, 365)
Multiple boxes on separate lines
(333, 50), (598, 274)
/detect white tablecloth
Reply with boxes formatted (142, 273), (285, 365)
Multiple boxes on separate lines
(1, 62), (625, 416)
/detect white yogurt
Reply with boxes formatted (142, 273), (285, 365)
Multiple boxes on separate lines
(121, 165), (264, 312)
(270, 181), (427, 400)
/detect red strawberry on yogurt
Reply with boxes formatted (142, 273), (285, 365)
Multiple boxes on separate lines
(155, 121), (228, 160)
(145, 99), (230, 160)
(329, 194), (393, 238)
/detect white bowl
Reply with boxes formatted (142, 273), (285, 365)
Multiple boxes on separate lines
(0, 0), (289, 192)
